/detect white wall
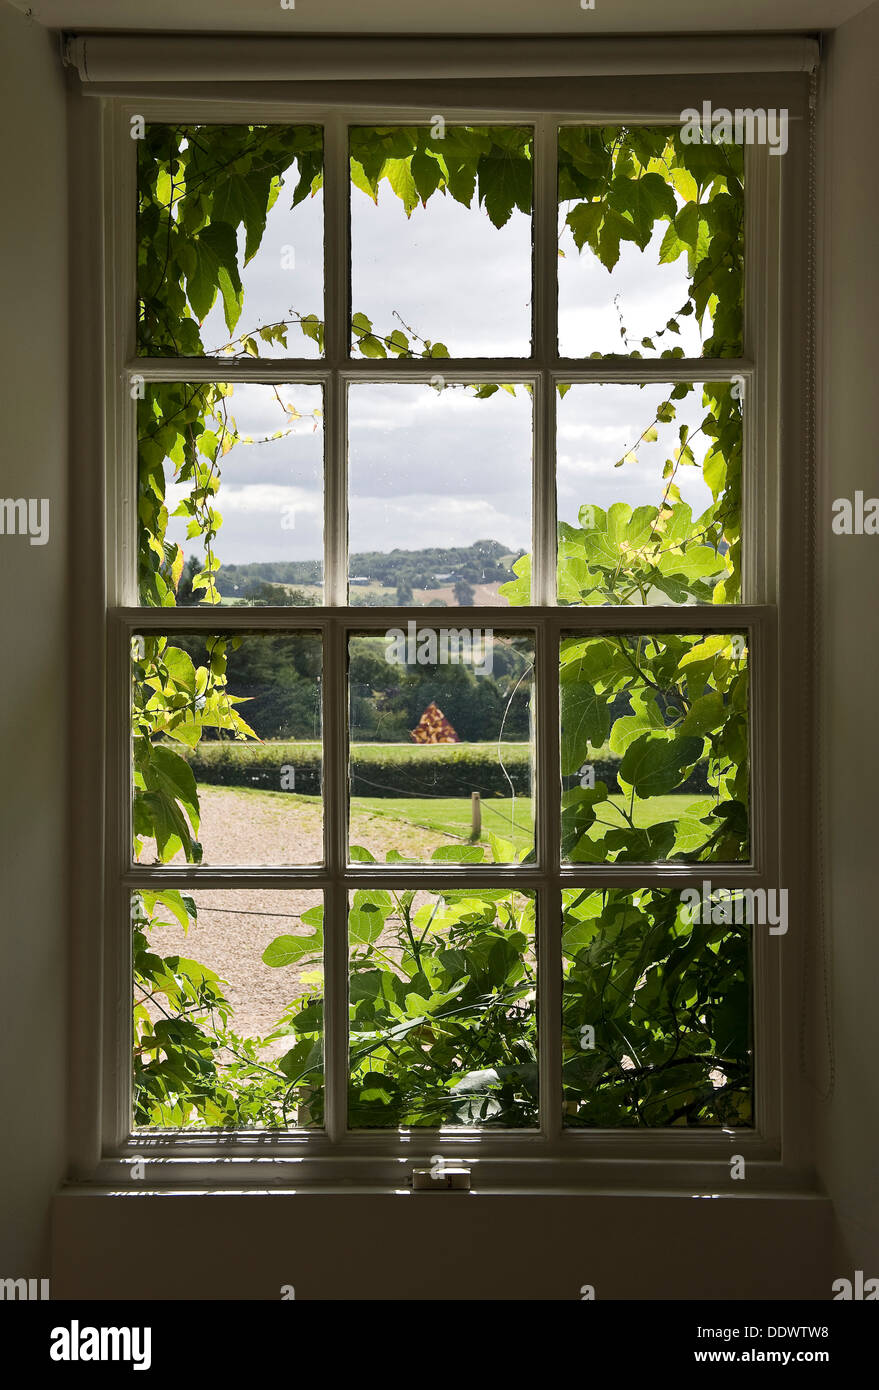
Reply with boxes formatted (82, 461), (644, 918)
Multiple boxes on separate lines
(0, 2), (69, 1272)
(815, 0), (879, 1275)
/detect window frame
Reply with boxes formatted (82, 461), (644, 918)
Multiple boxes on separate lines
(67, 82), (814, 1191)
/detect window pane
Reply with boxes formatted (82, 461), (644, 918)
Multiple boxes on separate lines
(562, 887), (752, 1126)
(350, 125), (532, 358)
(348, 888), (537, 1128)
(558, 125), (743, 358)
(560, 632), (749, 863)
(138, 383), (323, 608)
(132, 632), (322, 867)
(347, 382), (532, 606)
(349, 630), (534, 865)
(557, 381), (742, 606)
(137, 124), (324, 358)
(132, 888), (324, 1130)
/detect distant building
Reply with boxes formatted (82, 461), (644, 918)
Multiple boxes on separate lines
(433, 572), (456, 582)
(348, 576), (371, 585)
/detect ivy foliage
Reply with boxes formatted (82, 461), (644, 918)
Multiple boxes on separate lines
(132, 889), (323, 1129)
(343, 880), (537, 1127)
(137, 123), (323, 358)
(501, 380), (743, 609)
(562, 886), (751, 1126)
(132, 122), (750, 1130)
(559, 124), (743, 357)
(560, 632), (749, 867)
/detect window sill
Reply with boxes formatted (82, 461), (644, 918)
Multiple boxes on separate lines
(51, 1182), (832, 1300)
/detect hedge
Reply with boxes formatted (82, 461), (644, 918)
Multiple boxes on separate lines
(182, 740), (620, 797)
(181, 739), (712, 798)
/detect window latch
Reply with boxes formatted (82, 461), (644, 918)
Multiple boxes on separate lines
(411, 1159), (471, 1191)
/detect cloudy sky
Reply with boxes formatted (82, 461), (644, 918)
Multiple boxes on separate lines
(166, 135), (724, 582)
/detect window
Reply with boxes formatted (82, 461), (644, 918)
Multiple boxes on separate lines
(91, 76), (797, 1185)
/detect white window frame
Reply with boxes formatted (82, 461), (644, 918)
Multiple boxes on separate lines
(64, 65), (817, 1193)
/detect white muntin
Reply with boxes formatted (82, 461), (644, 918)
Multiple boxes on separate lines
(384, 621), (494, 675)
(0, 497), (50, 546)
(680, 881), (788, 935)
(680, 101), (789, 157)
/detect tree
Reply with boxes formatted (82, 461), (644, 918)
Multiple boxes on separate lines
(453, 578), (475, 606)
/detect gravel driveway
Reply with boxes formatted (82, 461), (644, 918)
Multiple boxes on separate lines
(140, 786), (458, 1050)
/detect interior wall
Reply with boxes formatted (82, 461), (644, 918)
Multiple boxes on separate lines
(814, 0), (879, 1278)
(0, 3), (69, 1273)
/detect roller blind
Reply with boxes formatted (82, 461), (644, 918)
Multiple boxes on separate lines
(65, 33), (820, 85)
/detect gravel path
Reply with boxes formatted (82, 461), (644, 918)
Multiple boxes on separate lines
(141, 786), (459, 1051)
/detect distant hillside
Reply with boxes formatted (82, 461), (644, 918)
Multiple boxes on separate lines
(211, 539), (524, 603)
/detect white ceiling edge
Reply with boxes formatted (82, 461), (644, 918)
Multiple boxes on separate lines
(3, 0), (876, 36)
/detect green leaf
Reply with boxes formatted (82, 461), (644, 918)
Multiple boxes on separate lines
(560, 677), (611, 776)
(411, 149), (442, 202)
(674, 201), (701, 250)
(431, 845), (486, 864)
(383, 157), (419, 215)
(678, 691), (727, 738)
(477, 152), (532, 229)
(162, 646), (197, 693)
(619, 733), (704, 798)
(357, 334), (387, 359)
(190, 221), (242, 332)
(604, 822), (677, 862)
(566, 201), (603, 254)
(608, 172), (676, 249)
(263, 927), (323, 968)
(349, 910), (387, 945)
(144, 745), (200, 827)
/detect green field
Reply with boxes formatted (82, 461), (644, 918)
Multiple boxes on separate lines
(352, 794), (534, 848)
(349, 792), (708, 855)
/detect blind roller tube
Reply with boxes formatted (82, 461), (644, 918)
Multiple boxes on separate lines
(66, 34), (820, 84)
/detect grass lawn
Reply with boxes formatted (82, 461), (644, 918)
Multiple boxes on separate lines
(352, 794), (534, 848)
(351, 793), (710, 856)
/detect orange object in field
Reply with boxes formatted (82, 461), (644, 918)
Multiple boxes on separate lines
(410, 702), (459, 744)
